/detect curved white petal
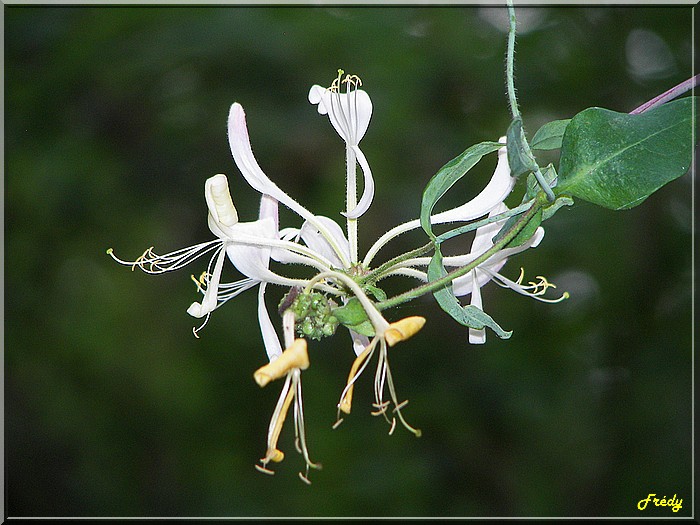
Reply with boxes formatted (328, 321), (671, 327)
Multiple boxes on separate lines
(308, 85), (372, 145)
(343, 145), (374, 219)
(299, 215), (351, 268)
(431, 137), (516, 225)
(228, 103), (316, 222)
(258, 282), (283, 360)
(485, 226), (545, 270)
(187, 247), (227, 318)
(228, 103), (350, 267)
(452, 268), (494, 297)
(471, 202), (509, 254)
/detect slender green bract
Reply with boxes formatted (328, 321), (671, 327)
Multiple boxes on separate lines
(420, 141), (502, 240)
(427, 246), (511, 339)
(506, 117), (538, 178)
(556, 97), (695, 210)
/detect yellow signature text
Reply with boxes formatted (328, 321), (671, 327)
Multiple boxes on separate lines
(637, 493), (682, 513)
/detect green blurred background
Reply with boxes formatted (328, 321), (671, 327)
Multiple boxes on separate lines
(4, 5), (693, 518)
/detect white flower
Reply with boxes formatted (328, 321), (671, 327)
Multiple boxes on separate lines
(451, 203), (567, 344)
(108, 172), (340, 359)
(308, 70), (374, 221)
(363, 137), (516, 267)
(228, 102), (352, 270)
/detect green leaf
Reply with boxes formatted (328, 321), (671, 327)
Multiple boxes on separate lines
(427, 246), (512, 339)
(556, 98), (695, 210)
(531, 119), (571, 150)
(332, 298), (376, 337)
(507, 117), (538, 178)
(420, 141), (502, 239)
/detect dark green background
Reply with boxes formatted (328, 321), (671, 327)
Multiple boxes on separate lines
(4, 5), (693, 518)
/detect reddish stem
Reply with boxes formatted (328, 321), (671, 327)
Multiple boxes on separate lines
(630, 75), (699, 114)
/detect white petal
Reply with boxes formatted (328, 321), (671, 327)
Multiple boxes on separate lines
(258, 282), (283, 360)
(228, 103), (316, 222)
(299, 215), (351, 268)
(468, 274), (486, 344)
(228, 102), (350, 267)
(486, 226), (545, 270)
(343, 145), (374, 219)
(224, 218), (275, 281)
(308, 85), (372, 145)
(349, 329), (371, 357)
(452, 268), (493, 297)
(258, 194), (279, 225)
(471, 202), (509, 254)
(431, 137), (516, 225)
(187, 247), (226, 318)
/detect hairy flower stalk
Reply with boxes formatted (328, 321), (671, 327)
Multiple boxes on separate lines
(109, 67), (569, 480)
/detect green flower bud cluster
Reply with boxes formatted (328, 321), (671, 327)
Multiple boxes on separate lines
(286, 291), (339, 341)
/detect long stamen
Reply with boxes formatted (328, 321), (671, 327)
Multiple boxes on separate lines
(336, 337), (379, 418)
(486, 267), (569, 303)
(107, 240), (222, 274)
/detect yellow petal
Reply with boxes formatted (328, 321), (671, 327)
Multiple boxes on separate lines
(338, 341), (375, 414)
(384, 316), (426, 347)
(254, 339), (309, 387)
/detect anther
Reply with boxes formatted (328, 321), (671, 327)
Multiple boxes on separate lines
(255, 464), (275, 476)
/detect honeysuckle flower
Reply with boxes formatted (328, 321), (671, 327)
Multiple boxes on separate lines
(110, 69), (570, 482)
(308, 70), (374, 223)
(228, 101), (353, 270)
(254, 309), (319, 483)
(362, 136), (516, 267)
(108, 172), (337, 358)
(450, 202), (568, 343)
(335, 315), (426, 436)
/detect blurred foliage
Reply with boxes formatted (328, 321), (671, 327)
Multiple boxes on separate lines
(4, 5), (693, 518)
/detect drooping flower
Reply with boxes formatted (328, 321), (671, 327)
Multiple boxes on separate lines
(253, 309), (319, 483)
(335, 315), (426, 436)
(450, 202), (568, 343)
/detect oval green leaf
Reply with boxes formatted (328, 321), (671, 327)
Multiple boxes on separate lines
(556, 98), (695, 210)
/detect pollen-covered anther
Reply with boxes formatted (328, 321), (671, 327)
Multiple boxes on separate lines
(254, 339), (309, 387)
(529, 275), (556, 295)
(384, 316), (426, 347)
(342, 73), (363, 88)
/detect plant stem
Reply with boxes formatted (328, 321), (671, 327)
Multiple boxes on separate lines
(630, 74), (699, 114)
(375, 195), (545, 311)
(361, 242), (434, 285)
(506, 0), (520, 120)
(506, 0), (555, 202)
